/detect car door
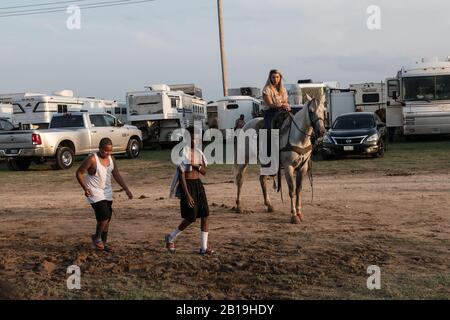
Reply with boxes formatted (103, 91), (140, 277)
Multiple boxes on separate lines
(102, 114), (128, 152)
(88, 114), (111, 152)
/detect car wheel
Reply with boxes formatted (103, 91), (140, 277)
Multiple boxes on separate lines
(7, 158), (31, 171)
(54, 146), (75, 170)
(126, 138), (141, 159)
(374, 140), (385, 158)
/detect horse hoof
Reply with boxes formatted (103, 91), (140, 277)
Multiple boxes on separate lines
(291, 215), (301, 224)
(267, 205), (275, 213)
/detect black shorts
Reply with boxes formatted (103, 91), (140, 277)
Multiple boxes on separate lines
(91, 200), (113, 222)
(179, 179), (209, 223)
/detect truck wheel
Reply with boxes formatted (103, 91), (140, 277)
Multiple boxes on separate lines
(126, 138), (141, 159)
(54, 146), (75, 170)
(7, 158), (31, 171)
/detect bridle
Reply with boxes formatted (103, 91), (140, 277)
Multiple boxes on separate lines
(287, 99), (325, 140)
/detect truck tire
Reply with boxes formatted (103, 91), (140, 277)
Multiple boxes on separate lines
(126, 138), (141, 159)
(7, 158), (31, 171)
(53, 146), (75, 170)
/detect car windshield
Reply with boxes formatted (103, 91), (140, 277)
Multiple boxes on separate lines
(333, 115), (375, 130)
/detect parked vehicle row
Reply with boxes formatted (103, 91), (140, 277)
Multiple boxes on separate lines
(0, 112), (142, 171)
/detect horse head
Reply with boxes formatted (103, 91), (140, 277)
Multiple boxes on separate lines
(308, 95), (326, 139)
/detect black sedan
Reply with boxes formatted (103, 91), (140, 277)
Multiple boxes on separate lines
(321, 112), (386, 159)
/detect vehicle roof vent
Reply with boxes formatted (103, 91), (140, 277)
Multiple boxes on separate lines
(53, 90), (74, 97)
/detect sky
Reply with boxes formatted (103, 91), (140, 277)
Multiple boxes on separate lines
(1, 0), (450, 102)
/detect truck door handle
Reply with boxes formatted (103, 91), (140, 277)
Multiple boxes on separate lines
(92, 131), (97, 133)
(110, 130), (114, 132)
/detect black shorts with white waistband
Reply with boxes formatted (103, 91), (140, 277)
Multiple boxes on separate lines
(91, 200), (113, 222)
(179, 179), (209, 223)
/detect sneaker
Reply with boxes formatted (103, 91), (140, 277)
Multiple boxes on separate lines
(165, 234), (175, 253)
(199, 247), (215, 255)
(104, 244), (113, 252)
(91, 234), (105, 251)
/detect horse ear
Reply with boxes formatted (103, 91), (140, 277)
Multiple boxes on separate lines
(308, 98), (317, 112)
(305, 94), (313, 102)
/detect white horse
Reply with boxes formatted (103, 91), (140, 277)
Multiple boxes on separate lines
(234, 95), (326, 224)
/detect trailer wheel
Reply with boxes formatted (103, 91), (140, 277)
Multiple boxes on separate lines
(126, 138), (141, 159)
(53, 146), (75, 170)
(7, 158), (31, 171)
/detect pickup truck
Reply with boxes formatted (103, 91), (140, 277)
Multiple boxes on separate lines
(0, 112), (143, 170)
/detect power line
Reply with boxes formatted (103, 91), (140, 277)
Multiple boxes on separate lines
(2, 0), (145, 15)
(0, 0), (155, 18)
(0, 1), (89, 11)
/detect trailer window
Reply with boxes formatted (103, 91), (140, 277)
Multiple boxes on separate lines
(58, 104), (68, 113)
(226, 104), (239, 110)
(362, 93), (380, 103)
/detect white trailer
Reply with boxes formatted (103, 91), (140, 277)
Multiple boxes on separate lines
(386, 57), (450, 136)
(327, 89), (357, 125)
(0, 90), (117, 129)
(126, 84), (207, 144)
(203, 96), (262, 141)
(349, 82), (387, 113)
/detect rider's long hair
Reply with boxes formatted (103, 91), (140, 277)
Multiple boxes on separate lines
(265, 69), (287, 96)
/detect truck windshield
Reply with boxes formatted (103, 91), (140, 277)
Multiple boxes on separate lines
(403, 75), (450, 101)
(50, 115), (84, 128)
(333, 115), (375, 130)
(129, 95), (163, 115)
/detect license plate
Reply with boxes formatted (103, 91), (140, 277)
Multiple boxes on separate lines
(343, 146), (354, 151)
(7, 149), (19, 154)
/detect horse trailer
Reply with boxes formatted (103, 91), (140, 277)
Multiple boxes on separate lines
(126, 84), (208, 144)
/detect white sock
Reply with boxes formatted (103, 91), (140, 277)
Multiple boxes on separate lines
(169, 228), (182, 242)
(201, 231), (208, 251)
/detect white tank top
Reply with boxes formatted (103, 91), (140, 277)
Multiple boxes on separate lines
(85, 153), (114, 204)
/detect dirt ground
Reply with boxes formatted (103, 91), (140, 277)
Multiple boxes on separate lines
(0, 152), (449, 300)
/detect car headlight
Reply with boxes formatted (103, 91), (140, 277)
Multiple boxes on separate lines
(366, 133), (379, 142)
(323, 134), (333, 144)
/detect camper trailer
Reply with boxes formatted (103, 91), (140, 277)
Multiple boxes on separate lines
(211, 96), (262, 139)
(0, 90), (117, 129)
(126, 84), (207, 144)
(386, 57), (450, 136)
(349, 82), (387, 113)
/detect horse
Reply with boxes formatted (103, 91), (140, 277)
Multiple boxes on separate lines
(234, 95), (326, 224)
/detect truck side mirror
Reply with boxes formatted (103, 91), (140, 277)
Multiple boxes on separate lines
(392, 91), (398, 100)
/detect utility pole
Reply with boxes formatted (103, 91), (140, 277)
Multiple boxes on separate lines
(217, 0), (228, 96)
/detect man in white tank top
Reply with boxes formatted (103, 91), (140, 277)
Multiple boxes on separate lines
(76, 138), (133, 251)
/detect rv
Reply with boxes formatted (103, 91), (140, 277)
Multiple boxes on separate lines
(386, 57), (450, 136)
(208, 96), (262, 139)
(126, 84), (208, 144)
(0, 90), (117, 129)
(349, 82), (387, 113)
